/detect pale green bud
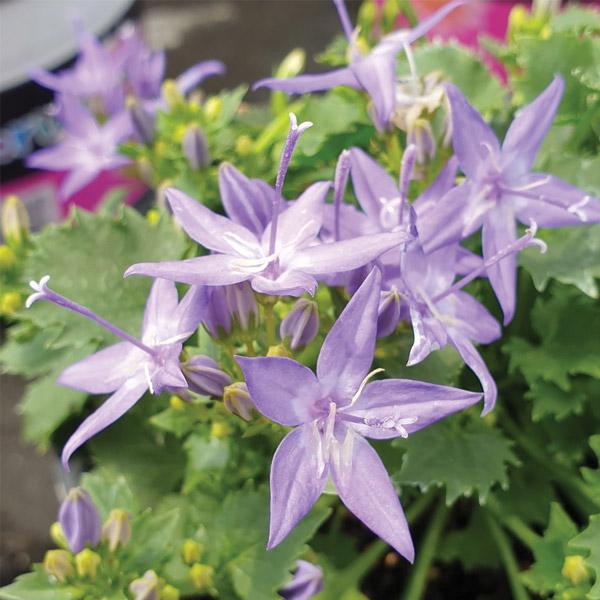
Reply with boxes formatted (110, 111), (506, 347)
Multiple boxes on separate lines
(43, 549), (74, 582)
(75, 548), (101, 579)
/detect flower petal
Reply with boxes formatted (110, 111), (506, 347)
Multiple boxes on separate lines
(345, 379), (481, 439)
(317, 268), (381, 403)
(57, 343), (143, 394)
(253, 68), (360, 94)
(250, 270), (317, 297)
(172, 285), (208, 337)
(440, 291), (501, 345)
(236, 356), (320, 426)
(141, 278), (179, 344)
(267, 424), (328, 549)
(348, 147), (399, 223)
(166, 188), (260, 255)
(445, 84), (501, 181)
(331, 429), (414, 561)
(413, 156), (459, 218)
(502, 75), (564, 177)
(482, 206), (517, 325)
(448, 332), (497, 415)
(61, 377), (147, 469)
(125, 254), (252, 286)
(175, 60), (225, 94)
(219, 163), (274, 237)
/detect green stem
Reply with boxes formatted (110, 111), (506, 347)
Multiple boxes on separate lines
(401, 500), (449, 600)
(485, 497), (539, 550)
(483, 511), (530, 600)
(263, 304), (276, 347)
(502, 415), (600, 516)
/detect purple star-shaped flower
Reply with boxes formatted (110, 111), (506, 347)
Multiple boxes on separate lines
(281, 560), (323, 600)
(26, 276), (206, 468)
(26, 95), (131, 199)
(126, 114), (410, 296)
(254, 0), (465, 129)
(419, 76), (600, 323)
(236, 268), (481, 559)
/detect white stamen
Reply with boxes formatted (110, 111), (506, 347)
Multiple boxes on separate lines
(364, 414), (418, 438)
(144, 363), (155, 394)
(222, 231), (261, 258)
(350, 368), (385, 406)
(230, 254), (277, 274)
(154, 331), (192, 346)
(509, 176), (551, 192)
(311, 420), (326, 478)
(567, 196), (590, 222)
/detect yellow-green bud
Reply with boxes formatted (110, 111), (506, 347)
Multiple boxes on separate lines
(146, 209), (160, 226)
(189, 563), (214, 591)
(160, 584), (180, 600)
(75, 548), (101, 579)
(1, 194), (30, 246)
(169, 395), (186, 411)
(562, 555), (589, 586)
(0, 245), (16, 270)
(181, 538), (203, 565)
(102, 508), (132, 552)
(267, 344), (290, 358)
(210, 421), (232, 439)
(235, 135), (253, 156)
(0, 292), (22, 316)
(162, 80), (184, 108)
(275, 49), (305, 79)
(49, 521), (69, 549)
(223, 382), (254, 421)
(204, 96), (223, 121)
(130, 569), (161, 600)
(43, 549), (74, 582)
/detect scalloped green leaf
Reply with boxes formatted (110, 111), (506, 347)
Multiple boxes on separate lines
(570, 514), (600, 599)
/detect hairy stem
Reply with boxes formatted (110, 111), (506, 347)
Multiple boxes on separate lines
(401, 499), (449, 600)
(483, 510), (531, 600)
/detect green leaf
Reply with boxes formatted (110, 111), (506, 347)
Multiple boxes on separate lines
(524, 380), (588, 422)
(523, 503), (583, 595)
(81, 469), (138, 519)
(581, 436), (600, 506)
(570, 514), (600, 599)
(394, 418), (518, 504)
(397, 42), (505, 113)
(22, 205), (186, 350)
(551, 6), (600, 34)
(183, 434), (231, 493)
(0, 571), (76, 600)
(149, 407), (195, 438)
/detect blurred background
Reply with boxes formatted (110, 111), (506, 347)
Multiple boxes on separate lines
(0, 0), (523, 586)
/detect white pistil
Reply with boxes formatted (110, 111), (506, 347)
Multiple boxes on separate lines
(350, 368), (385, 406)
(25, 275), (51, 308)
(567, 196), (590, 222)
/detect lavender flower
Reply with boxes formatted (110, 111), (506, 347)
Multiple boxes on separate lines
(281, 560), (324, 600)
(27, 95), (131, 199)
(254, 0), (465, 129)
(126, 114), (410, 296)
(182, 124), (210, 170)
(26, 277), (206, 468)
(223, 382), (255, 421)
(181, 355), (232, 397)
(58, 487), (101, 553)
(419, 76), (600, 323)
(202, 282), (258, 337)
(236, 268), (481, 559)
(280, 299), (319, 349)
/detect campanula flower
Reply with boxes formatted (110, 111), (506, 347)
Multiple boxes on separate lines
(419, 76), (600, 323)
(280, 298), (319, 350)
(181, 355), (232, 397)
(254, 0), (465, 129)
(26, 276), (206, 468)
(58, 487), (101, 553)
(26, 95), (131, 199)
(281, 560), (324, 600)
(236, 268), (481, 559)
(126, 114), (410, 296)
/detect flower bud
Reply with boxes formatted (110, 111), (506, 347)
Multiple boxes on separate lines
(43, 549), (74, 583)
(267, 344), (291, 358)
(169, 395), (187, 411)
(562, 555), (589, 586)
(0, 292), (22, 315)
(49, 521), (68, 549)
(275, 49), (305, 80)
(225, 282), (258, 331)
(407, 118), (436, 166)
(235, 135), (253, 156)
(162, 80), (183, 108)
(58, 487), (101, 553)
(281, 560), (323, 600)
(127, 97), (156, 144)
(161, 584), (180, 600)
(204, 96), (222, 121)
(377, 289), (402, 338)
(280, 299), (318, 350)
(223, 382), (254, 422)
(130, 570), (160, 600)
(0, 245), (16, 270)
(181, 539), (203, 565)
(102, 508), (132, 552)
(210, 420), (232, 439)
(182, 124), (210, 170)
(189, 563), (214, 592)
(1, 195), (30, 247)
(75, 548), (101, 579)
(181, 355), (231, 397)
